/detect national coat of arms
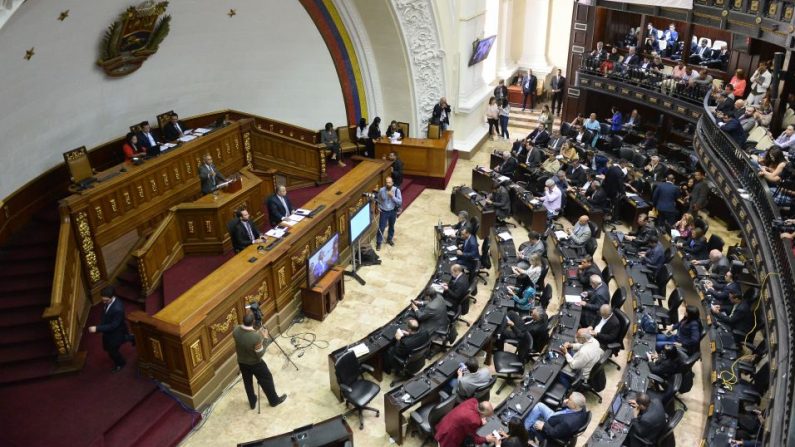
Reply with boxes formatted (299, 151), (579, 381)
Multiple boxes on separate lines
(96, 1), (171, 77)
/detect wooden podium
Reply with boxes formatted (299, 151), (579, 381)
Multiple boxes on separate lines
(301, 266), (344, 321)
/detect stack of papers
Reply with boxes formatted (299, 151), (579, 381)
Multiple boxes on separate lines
(554, 230), (569, 240)
(286, 214), (305, 223)
(351, 343), (370, 358)
(295, 208), (312, 216)
(497, 231), (513, 241)
(565, 294), (583, 303)
(670, 229), (681, 238)
(280, 220), (298, 227)
(443, 227), (456, 237)
(480, 167), (492, 173)
(193, 128), (211, 135)
(626, 192), (639, 198)
(266, 228), (287, 238)
(497, 175), (511, 183)
(160, 143), (177, 151)
(178, 134), (197, 142)
(530, 199), (541, 206)
(446, 245), (458, 252)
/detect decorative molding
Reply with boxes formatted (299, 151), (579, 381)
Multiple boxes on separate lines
(189, 339), (203, 367)
(150, 337), (163, 361)
(75, 211), (100, 283)
(48, 318), (69, 355)
(210, 308), (238, 345)
(391, 0), (447, 134)
(315, 225), (333, 247)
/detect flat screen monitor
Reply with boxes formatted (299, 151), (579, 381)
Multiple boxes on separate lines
(468, 35), (496, 66)
(349, 202), (371, 244)
(307, 233), (339, 288)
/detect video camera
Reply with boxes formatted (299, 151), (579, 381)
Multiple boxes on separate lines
(246, 301), (264, 329)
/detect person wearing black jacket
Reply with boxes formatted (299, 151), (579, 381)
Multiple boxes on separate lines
(495, 151), (518, 178)
(494, 79), (508, 104)
(386, 151), (404, 187)
(624, 213), (657, 247)
(603, 162), (627, 201)
(163, 113), (188, 141)
(577, 255), (602, 289)
(442, 264), (469, 308)
(704, 271), (741, 306)
(431, 98), (451, 130)
(625, 393), (667, 447)
(689, 171), (710, 214)
(566, 159), (587, 188)
(527, 124), (550, 148)
(383, 318), (430, 374)
(411, 286), (450, 336)
(487, 182), (511, 219)
(525, 307), (549, 349)
(587, 180), (609, 210)
(591, 305), (621, 350)
(579, 275), (610, 327)
(711, 293), (754, 339)
(524, 392), (589, 443)
(523, 143), (545, 167)
(648, 344), (683, 381)
(680, 227), (709, 260)
(365, 117), (382, 157)
(232, 209), (266, 253)
(88, 286), (133, 372)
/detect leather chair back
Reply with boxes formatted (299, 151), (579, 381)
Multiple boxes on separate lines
(63, 146), (94, 184)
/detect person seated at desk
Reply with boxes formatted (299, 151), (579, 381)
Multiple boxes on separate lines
(678, 227), (709, 261)
(231, 209), (267, 253)
(495, 310), (533, 352)
(320, 122), (346, 167)
(624, 213), (657, 247)
(507, 278), (535, 314)
(523, 392), (589, 443)
(137, 121), (161, 157)
(523, 142), (545, 167)
(541, 152), (562, 175)
(385, 120), (404, 140)
(623, 109), (642, 133)
(498, 417), (531, 447)
(577, 255), (602, 289)
(647, 343), (684, 382)
(639, 234), (665, 273)
(540, 178), (562, 218)
(548, 129), (565, 152)
(511, 138), (529, 160)
(652, 174), (681, 228)
(656, 305), (703, 353)
(519, 231), (545, 261)
(527, 123), (550, 148)
(442, 264), (469, 309)
(587, 180), (609, 210)
(486, 180), (511, 221)
(163, 112), (188, 141)
(692, 249), (731, 276)
(382, 317), (429, 375)
(560, 141), (579, 163)
(673, 212), (695, 240)
(355, 118), (370, 156)
(711, 293), (754, 340)
(559, 329), (604, 389)
(577, 275), (610, 327)
(456, 226), (480, 275)
(644, 156), (667, 182)
(122, 132), (146, 163)
(434, 398), (496, 447)
(410, 285), (449, 336)
(266, 185), (294, 227)
(568, 215), (592, 246)
(704, 271), (740, 306)
(494, 151), (518, 178)
(566, 159), (587, 188)
(625, 393), (668, 447)
(641, 131), (658, 152)
(444, 358), (494, 401)
(590, 304), (621, 350)
(198, 154), (228, 195)
(573, 126), (589, 147)
(526, 307), (549, 348)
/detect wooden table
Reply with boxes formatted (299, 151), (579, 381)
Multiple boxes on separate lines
(374, 131), (453, 188)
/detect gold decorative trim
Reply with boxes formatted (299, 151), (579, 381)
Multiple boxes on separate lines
(173, 167), (180, 181)
(187, 220), (195, 234)
(277, 267), (287, 289)
(109, 199), (118, 213)
(150, 337), (163, 361)
(215, 146), (222, 161)
(94, 206), (104, 224)
(49, 318), (69, 355)
(204, 220), (213, 233)
(149, 179), (158, 193)
(210, 308), (238, 345)
(315, 225), (333, 247)
(338, 215), (346, 238)
(161, 172), (169, 187)
(190, 340), (203, 367)
(138, 257), (150, 292)
(75, 211), (100, 283)
(137, 185), (145, 199)
(185, 162), (193, 175)
(123, 192), (132, 206)
(291, 244), (310, 272)
(243, 131), (253, 169)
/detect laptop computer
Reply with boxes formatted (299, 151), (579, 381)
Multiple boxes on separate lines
(467, 329), (490, 347)
(531, 364), (555, 384)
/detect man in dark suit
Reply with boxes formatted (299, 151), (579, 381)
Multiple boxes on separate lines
(266, 185), (294, 226)
(603, 162), (626, 201)
(641, 235), (666, 273)
(550, 69), (566, 115)
(511, 139), (529, 161)
(587, 180), (609, 210)
(494, 151), (518, 178)
(652, 175), (681, 227)
(579, 275), (610, 327)
(705, 271), (740, 306)
(88, 286), (132, 372)
(577, 255), (602, 289)
(641, 131), (658, 152)
(524, 392), (589, 443)
(719, 112), (747, 145)
(625, 213), (657, 247)
(626, 393), (667, 447)
(383, 317), (430, 374)
(566, 159), (587, 188)
(487, 182), (511, 220)
(620, 46), (641, 70)
(525, 307), (549, 349)
(442, 263), (469, 308)
(688, 38), (712, 63)
(547, 130), (565, 152)
(411, 286), (450, 336)
(232, 209), (266, 253)
(591, 304), (621, 350)
(524, 143), (545, 167)
(681, 228), (709, 260)
(521, 70), (538, 111)
(431, 97), (451, 131)
(456, 227), (480, 274)
(163, 113), (188, 141)
(137, 121), (161, 157)
(644, 156), (667, 183)
(689, 170), (710, 214)
(527, 124), (550, 148)
(711, 293), (754, 339)
(198, 154), (228, 195)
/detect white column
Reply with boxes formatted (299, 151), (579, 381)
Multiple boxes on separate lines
(517, 0), (551, 76)
(495, 0), (515, 79)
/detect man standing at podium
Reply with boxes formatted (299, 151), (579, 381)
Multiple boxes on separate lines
(198, 154), (227, 195)
(233, 313), (287, 410)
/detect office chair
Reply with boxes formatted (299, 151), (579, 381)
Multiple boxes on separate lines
(657, 409), (685, 447)
(468, 375), (498, 403)
(334, 351), (381, 429)
(493, 331), (532, 394)
(606, 309), (630, 369)
(663, 245), (677, 264)
(654, 288), (683, 329)
(575, 350), (610, 403)
(409, 392), (457, 447)
(646, 264), (673, 303)
(535, 260), (549, 290)
(541, 411), (591, 447)
(610, 287), (626, 310)
(390, 339), (432, 386)
(477, 238), (491, 285)
(707, 234), (724, 253)
(539, 284), (553, 310)
(601, 264), (613, 287)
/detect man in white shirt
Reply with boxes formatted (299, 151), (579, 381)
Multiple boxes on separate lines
(541, 179), (562, 218)
(559, 328), (604, 389)
(449, 358), (494, 400)
(568, 215), (592, 246)
(747, 62), (772, 106)
(775, 125), (795, 151)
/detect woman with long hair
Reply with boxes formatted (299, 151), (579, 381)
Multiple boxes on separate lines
(365, 117), (381, 158)
(656, 305), (702, 354)
(499, 98), (511, 140)
(356, 117), (369, 155)
(122, 132), (146, 162)
(486, 97), (500, 140)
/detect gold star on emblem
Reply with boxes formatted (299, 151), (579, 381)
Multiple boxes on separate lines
(58, 10), (69, 21)
(228, 9), (236, 17)
(24, 47), (35, 60)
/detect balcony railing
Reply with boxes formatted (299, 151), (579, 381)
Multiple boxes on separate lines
(694, 91), (795, 445)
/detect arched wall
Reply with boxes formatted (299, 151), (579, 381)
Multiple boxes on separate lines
(0, 0), (350, 198)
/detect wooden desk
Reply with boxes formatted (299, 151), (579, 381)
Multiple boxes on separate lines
(374, 131), (453, 188)
(564, 192), (605, 228)
(451, 186), (495, 240)
(127, 159), (391, 409)
(237, 415), (352, 447)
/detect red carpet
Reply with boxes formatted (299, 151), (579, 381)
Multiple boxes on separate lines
(0, 306), (200, 447)
(162, 251), (234, 306)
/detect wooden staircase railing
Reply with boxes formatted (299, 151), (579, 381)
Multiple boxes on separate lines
(132, 209), (184, 297)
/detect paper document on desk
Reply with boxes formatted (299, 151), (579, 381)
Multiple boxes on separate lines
(178, 135), (197, 142)
(280, 220), (297, 227)
(286, 214), (305, 222)
(265, 228), (286, 238)
(193, 127), (211, 135)
(565, 295), (583, 304)
(480, 166), (492, 173)
(498, 232), (513, 241)
(443, 227), (456, 237)
(295, 208), (312, 216)
(555, 231), (569, 240)
(160, 143), (177, 151)
(626, 193), (639, 198)
(670, 229), (681, 238)
(351, 343), (370, 358)
(497, 175), (510, 183)
(530, 199), (540, 206)
(446, 245), (458, 252)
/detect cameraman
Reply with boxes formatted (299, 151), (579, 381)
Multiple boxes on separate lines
(375, 176), (402, 250)
(233, 312), (287, 410)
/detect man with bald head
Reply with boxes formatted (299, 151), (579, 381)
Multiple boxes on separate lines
(692, 249), (731, 277)
(266, 185), (294, 226)
(494, 150), (518, 178)
(568, 215), (592, 245)
(591, 304), (621, 350)
(524, 392), (589, 443)
(434, 398), (497, 447)
(559, 328), (604, 389)
(442, 263), (469, 309)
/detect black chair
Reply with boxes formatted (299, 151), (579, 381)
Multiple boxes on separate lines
(657, 409), (685, 447)
(430, 318), (456, 356)
(477, 238), (490, 285)
(707, 234), (724, 253)
(601, 264), (613, 287)
(541, 411), (592, 447)
(646, 264), (673, 303)
(536, 260), (549, 289)
(654, 288), (683, 328)
(675, 350), (701, 410)
(450, 276), (479, 327)
(575, 350), (610, 403)
(468, 375), (498, 403)
(493, 331), (532, 394)
(610, 287), (626, 310)
(606, 309), (630, 369)
(390, 340), (432, 386)
(409, 392), (457, 447)
(334, 350), (381, 429)
(540, 284), (553, 310)
(663, 245), (677, 263)
(588, 220), (601, 240)
(469, 216), (480, 238)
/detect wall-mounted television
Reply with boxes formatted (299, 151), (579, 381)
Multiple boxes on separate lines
(349, 202), (372, 244)
(307, 233), (339, 288)
(468, 35), (497, 66)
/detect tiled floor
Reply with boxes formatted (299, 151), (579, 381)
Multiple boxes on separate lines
(178, 119), (736, 447)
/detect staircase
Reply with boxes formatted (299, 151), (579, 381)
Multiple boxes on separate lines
(114, 258), (163, 315)
(0, 206), (60, 385)
(507, 107), (562, 134)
